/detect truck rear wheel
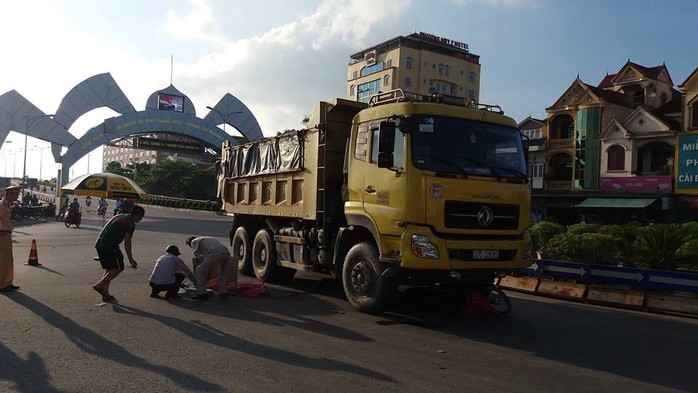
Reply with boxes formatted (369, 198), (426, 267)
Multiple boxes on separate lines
(253, 229), (276, 282)
(233, 227), (253, 275)
(252, 228), (295, 282)
(342, 242), (394, 314)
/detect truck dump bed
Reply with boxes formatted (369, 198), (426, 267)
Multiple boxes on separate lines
(218, 99), (366, 222)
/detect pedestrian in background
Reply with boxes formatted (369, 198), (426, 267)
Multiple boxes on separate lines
(113, 197), (123, 216)
(92, 205), (145, 302)
(185, 236), (231, 299)
(0, 186), (22, 292)
(56, 194), (69, 221)
(148, 245), (195, 299)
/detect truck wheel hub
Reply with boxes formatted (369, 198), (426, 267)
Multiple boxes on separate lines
(350, 262), (372, 293)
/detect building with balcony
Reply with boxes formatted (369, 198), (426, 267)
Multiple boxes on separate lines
(536, 61), (684, 224)
(347, 32), (481, 103)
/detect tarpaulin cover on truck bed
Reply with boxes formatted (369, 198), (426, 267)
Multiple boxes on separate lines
(224, 130), (303, 178)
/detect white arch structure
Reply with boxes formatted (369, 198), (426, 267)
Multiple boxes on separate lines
(0, 73), (263, 187)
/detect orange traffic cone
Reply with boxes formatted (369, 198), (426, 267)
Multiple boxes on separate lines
(25, 239), (42, 266)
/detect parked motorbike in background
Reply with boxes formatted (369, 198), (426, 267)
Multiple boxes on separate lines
(9, 202), (45, 221)
(43, 202), (56, 218)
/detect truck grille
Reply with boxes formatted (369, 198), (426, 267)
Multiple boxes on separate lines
(444, 201), (519, 230)
(449, 249), (517, 262)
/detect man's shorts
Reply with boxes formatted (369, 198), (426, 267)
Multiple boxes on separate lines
(96, 248), (125, 270)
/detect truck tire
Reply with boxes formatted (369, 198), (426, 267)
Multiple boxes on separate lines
(342, 242), (394, 314)
(233, 227), (253, 275)
(252, 229), (278, 282)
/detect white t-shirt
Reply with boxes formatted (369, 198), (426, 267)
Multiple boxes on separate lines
(190, 237), (229, 257)
(149, 253), (191, 285)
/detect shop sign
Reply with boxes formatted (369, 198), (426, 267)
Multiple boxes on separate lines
(600, 176), (672, 193)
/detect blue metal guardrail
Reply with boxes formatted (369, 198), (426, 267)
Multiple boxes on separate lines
(522, 259), (698, 294)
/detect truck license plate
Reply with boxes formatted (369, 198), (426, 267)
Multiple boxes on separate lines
(473, 249), (499, 259)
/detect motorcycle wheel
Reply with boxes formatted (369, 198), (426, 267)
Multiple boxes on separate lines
(64, 221), (71, 228)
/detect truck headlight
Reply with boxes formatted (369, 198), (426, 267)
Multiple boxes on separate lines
(522, 237), (533, 259)
(411, 235), (439, 259)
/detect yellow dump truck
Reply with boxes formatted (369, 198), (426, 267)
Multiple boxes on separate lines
(218, 89), (532, 313)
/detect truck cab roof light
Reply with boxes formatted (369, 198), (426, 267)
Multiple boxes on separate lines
(368, 88), (504, 114)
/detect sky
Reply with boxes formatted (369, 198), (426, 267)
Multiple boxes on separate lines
(1, 0), (697, 182)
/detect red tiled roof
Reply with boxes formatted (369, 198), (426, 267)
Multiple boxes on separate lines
(598, 74), (616, 89)
(606, 61), (672, 86)
(584, 83), (629, 107)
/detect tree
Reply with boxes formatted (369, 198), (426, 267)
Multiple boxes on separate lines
(142, 158), (216, 199)
(633, 224), (698, 270)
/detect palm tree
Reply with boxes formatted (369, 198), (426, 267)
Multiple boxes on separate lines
(635, 224), (698, 269)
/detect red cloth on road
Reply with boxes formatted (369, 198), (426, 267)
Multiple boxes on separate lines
(205, 279), (269, 297)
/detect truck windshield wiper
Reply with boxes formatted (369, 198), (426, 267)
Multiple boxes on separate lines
(417, 155), (469, 177)
(492, 166), (528, 180)
(459, 156), (501, 180)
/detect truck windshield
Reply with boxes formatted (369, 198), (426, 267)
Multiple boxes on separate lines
(409, 116), (527, 179)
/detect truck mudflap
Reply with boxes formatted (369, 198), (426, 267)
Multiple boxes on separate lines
(397, 224), (532, 271)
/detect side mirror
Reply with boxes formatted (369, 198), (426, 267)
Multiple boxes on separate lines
(378, 121), (396, 153)
(377, 121), (395, 168)
(377, 152), (393, 168)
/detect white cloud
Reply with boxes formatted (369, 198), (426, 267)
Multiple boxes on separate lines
(163, 0), (411, 133)
(163, 0), (226, 45)
(453, 0), (539, 6)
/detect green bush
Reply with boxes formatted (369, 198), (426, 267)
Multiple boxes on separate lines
(530, 221), (566, 253)
(579, 233), (624, 265)
(566, 223), (599, 236)
(598, 224), (641, 243)
(544, 233), (583, 262)
(544, 232), (621, 265)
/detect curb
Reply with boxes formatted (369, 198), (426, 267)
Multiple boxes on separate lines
(645, 292), (698, 316)
(499, 276), (698, 318)
(536, 279), (586, 300)
(586, 284), (645, 308)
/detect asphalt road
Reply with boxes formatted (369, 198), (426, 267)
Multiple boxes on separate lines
(1, 203), (697, 392)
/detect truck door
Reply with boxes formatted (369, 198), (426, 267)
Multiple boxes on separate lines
(356, 121), (407, 238)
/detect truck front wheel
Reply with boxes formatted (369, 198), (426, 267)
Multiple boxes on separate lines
(233, 227), (253, 275)
(342, 242), (394, 314)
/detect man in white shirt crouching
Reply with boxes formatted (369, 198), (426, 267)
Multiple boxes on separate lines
(148, 245), (195, 299)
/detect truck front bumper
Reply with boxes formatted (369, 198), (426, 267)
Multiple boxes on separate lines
(391, 224), (532, 271)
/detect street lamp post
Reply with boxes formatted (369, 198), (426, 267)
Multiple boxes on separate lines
(33, 145), (51, 182)
(206, 106), (243, 135)
(24, 113), (55, 188)
(22, 122), (27, 186)
(2, 140), (14, 177)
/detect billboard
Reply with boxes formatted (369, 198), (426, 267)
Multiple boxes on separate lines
(158, 93), (184, 112)
(676, 132), (698, 194)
